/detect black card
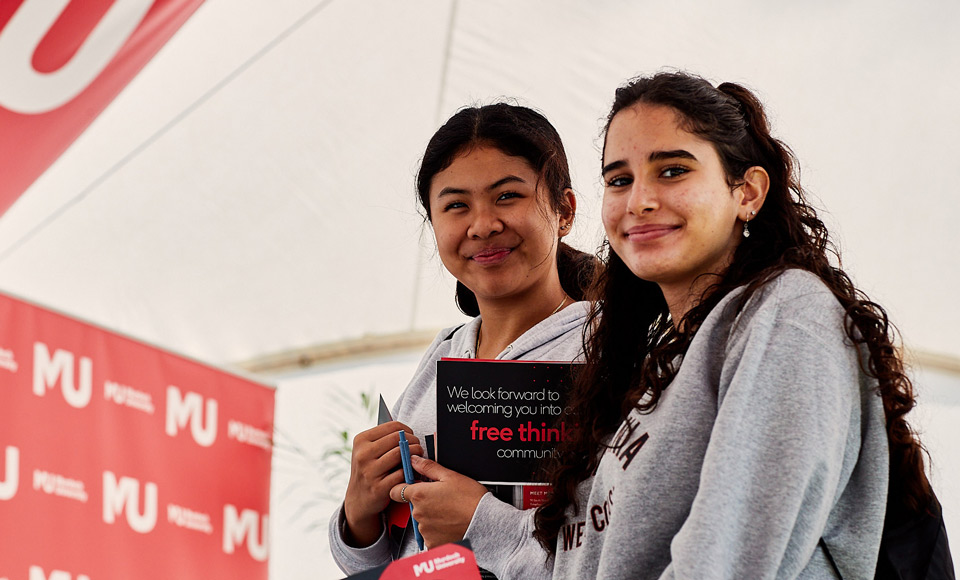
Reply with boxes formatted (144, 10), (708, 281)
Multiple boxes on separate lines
(436, 359), (575, 485)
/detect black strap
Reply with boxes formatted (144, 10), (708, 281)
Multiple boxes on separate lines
(443, 324), (465, 342)
(877, 491), (956, 580)
(824, 491), (956, 580)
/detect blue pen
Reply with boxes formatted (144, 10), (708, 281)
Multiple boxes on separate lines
(398, 431), (425, 551)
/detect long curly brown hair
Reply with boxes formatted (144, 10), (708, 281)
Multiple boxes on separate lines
(534, 71), (930, 553)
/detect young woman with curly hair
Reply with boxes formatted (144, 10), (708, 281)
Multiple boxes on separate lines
(531, 72), (943, 579)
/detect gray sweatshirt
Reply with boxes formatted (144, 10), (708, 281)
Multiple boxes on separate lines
(548, 270), (889, 579)
(329, 301), (589, 579)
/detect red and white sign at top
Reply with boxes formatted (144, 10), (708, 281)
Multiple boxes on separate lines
(0, 0), (207, 217)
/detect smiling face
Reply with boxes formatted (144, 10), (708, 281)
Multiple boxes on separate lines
(428, 145), (571, 308)
(602, 104), (763, 317)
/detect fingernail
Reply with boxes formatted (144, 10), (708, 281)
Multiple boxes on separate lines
(411, 455), (424, 465)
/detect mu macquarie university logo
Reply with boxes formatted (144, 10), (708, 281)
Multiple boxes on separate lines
(2, 290), (274, 576)
(165, 385), (218, 447)
(102, 474), (269, 560)
(2, 456), (267, 564)
(32, 342), (92, 408)
(0, 0), (155, 115)
(20, 340), (270, 558)
(102, 471), (158, 533)
(0, 0), (208, 216)
(101, 472), (269, 554)
(30, 341), (219, 447)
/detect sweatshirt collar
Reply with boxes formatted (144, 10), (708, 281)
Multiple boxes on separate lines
(455, 301), (590, 360)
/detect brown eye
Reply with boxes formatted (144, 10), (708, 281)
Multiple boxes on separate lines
(661, 166), (689, 178)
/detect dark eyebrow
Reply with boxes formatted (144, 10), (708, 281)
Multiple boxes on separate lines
(648, 149), (697, 162)
(487, 175), (526, 190)
(601, 160), (626, 176)
(437, 175), (526, 197)
(437, 186), (468, 197)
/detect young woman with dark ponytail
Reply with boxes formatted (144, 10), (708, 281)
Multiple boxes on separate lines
(531, 71), (939, 578)
(329, 103), (596, 579)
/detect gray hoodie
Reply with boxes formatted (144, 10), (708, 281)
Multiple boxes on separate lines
(548, 270), (888, 579)
(329, 301), (589, 579)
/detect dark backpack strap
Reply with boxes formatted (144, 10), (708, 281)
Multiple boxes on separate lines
(876, 491), (956, 580)
(927, 513), (957, 580)
(821, 491), (956, 580)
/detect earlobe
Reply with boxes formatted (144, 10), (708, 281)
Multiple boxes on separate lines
(558, 188), (577, 237)
(740, 166), (769, 216)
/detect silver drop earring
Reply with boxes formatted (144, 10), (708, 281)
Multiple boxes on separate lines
(743, 210), (756, 238)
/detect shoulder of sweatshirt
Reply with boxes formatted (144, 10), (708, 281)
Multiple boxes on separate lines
(714, 269), (848, 345)
(424, 317), (482, 361)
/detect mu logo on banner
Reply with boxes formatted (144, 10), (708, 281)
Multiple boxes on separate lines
(223, 505), (269, 561)
(102, 471), (158, 533)
(0, 292), (273, 577)
(32, 342), (92, 408)
(166, 386), (218, 446)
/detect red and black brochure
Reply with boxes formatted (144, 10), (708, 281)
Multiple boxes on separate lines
(435, 359), (576, 485)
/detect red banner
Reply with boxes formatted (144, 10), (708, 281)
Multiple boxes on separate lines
(0, 0), (207, 217)
(0, 291), (274, 579)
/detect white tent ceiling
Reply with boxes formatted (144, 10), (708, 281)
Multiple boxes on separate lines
(1, 0), (958, 371)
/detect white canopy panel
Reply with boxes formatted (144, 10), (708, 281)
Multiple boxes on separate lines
(0, 0), (957, 367)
